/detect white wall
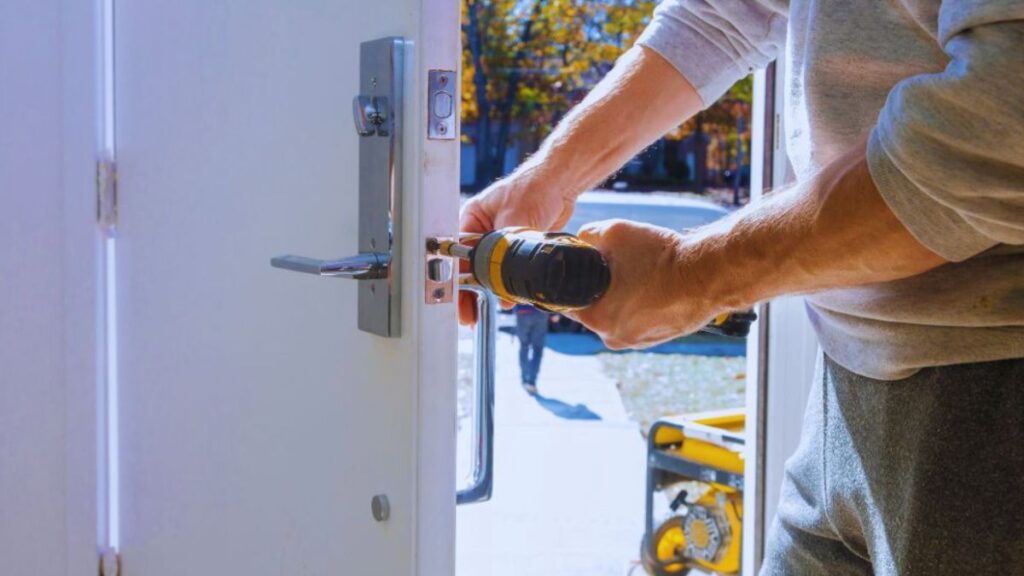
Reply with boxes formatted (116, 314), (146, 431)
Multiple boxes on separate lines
(0, 1), (69, 571)
(1, 1), (99, 572)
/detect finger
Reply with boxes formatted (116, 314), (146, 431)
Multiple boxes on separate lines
(499, 298), (515, 310)
(576, 218), (625, 251)
(571, 308), (625, 350)
(458, 291), (478, 325)
(602, 337), (629, 351)
(575, 221), (603, 246)
(459, 199), (492, 234)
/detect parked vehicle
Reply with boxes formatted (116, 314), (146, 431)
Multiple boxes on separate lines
(561, 190), (729, 236)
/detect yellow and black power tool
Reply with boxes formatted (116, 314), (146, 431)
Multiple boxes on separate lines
(428, 227), (755, 338)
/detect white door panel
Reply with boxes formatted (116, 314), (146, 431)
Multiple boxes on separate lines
(114, 2), (457, 574)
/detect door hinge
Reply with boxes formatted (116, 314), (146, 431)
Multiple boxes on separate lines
(96, 157), (118, 236)
(99, 547), (121, 576)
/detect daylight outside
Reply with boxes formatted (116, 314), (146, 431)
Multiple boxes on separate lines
(455, 1), (754, 575)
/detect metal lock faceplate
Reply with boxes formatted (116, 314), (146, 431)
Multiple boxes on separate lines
(357, 38), (404, 337)
(427, 70), (456, 140)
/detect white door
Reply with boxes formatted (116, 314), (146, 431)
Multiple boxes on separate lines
(112, 2), (460, 574)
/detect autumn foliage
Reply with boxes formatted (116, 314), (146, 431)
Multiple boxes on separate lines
(462, 0), (753, 201)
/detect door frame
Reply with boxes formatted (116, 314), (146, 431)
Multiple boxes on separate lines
(412, 0), (463, 573)
(743, 57), (821, 574)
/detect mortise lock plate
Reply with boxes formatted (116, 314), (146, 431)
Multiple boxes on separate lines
(270, 37), (405, 337)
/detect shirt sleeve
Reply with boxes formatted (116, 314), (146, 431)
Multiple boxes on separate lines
(867, 2), (1024, 262)
(635, 0), (788, 106)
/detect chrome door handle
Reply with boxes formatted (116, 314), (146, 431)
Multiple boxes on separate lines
(270, 253), (390, 279)
(456, 284), (496, 505)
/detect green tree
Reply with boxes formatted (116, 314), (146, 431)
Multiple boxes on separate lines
(462, 0), (752, 196)
(462, 0), (654, 189)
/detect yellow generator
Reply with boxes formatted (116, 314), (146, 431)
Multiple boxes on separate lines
(640, 409), (745, 576)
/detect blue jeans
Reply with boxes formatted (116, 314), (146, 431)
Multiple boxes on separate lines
(516, 311), (548, 385)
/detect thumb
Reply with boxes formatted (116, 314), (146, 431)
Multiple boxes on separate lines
(460, 199), (493, 234)
(577, 218), (623, 251)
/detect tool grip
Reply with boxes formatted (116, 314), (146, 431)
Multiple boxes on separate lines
(703, 310), (757, 338)
(495, 231), (611, 311)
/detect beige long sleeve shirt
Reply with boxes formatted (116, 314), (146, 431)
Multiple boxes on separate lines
(638, 0), (1024, 379)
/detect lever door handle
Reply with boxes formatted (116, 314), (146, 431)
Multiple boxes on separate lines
(456, 284), (496, 505)
(270, 253), (390, 280)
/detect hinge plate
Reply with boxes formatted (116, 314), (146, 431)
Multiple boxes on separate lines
(96, 157), (118, 236)
(99, 547), (120, 576)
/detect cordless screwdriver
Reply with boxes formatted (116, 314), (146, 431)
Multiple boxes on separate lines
(428, 227), (756, 338)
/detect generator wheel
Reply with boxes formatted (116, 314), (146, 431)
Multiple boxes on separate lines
(640, 520), (691, 576)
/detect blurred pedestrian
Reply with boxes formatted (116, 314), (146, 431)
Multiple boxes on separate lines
(514, 305), (549, 395)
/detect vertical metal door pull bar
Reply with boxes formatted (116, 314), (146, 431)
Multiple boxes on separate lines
(456, 284), (496, 505)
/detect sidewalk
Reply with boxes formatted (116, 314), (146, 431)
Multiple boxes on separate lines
(456, 330), (648, 576)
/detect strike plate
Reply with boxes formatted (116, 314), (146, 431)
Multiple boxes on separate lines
(427, 70), (456, 140)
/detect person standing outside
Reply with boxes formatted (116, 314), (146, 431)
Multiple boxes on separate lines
(514, 304), (549, 394)
(460, 0), (1024, 573)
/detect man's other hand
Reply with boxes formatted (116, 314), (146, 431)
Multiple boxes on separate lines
(571, 219), (719, 349)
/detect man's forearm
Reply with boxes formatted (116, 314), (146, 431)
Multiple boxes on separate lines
(687, 142), (948, 312)
(510, 46), (704, 199)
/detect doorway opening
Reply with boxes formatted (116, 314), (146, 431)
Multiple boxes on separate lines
(455, 2), (758, 575)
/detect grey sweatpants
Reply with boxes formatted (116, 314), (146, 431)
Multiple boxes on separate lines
(761, 355), (1024, 575)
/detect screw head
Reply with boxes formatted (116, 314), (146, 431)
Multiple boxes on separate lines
(371, 494), (390, 522)
(436, 122), (447, 134)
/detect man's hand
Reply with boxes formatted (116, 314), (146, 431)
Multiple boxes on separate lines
(458, 177), (577, 323)
(457, 46), (704, 324)
(571, 220), (719, 349)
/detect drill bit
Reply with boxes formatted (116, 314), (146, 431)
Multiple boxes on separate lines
(426, 237), (474, 260)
